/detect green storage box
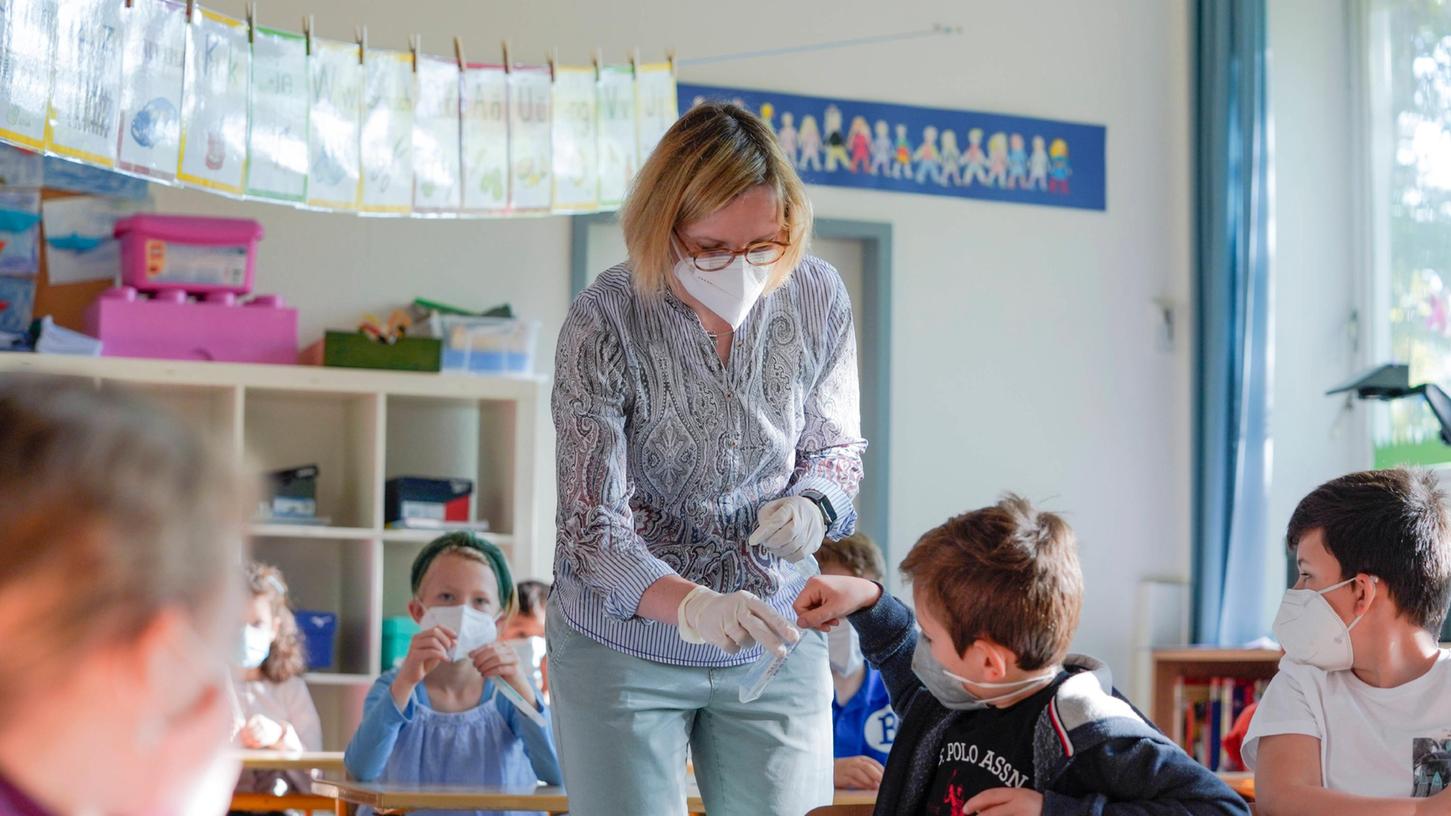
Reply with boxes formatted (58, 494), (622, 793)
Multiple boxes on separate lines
(322, 331), (442, 372)
(383, 616), (420, 670)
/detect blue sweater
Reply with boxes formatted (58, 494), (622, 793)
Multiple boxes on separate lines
(848, 591), (1251, 816)
(344, 668), (562, 787)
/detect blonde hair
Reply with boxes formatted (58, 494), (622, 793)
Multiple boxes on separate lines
(0, 376), (252, 709)
(620, 103), (812, 296)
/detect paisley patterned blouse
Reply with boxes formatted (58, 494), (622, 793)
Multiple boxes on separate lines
(551, 257), (866, 667)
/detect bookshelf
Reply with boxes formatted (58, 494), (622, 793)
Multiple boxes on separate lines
(1151, 647), (1280, 775)
(1152, 648), (1281, 730)
(0, 354), (549, 749)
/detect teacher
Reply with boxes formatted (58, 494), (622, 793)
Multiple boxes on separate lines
(547, 102), (866, 816)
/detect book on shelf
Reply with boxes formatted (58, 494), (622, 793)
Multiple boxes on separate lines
(1171, 675), (1265, 772)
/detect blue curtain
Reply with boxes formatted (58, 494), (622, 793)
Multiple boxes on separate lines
(1193, 0), (1274, 645)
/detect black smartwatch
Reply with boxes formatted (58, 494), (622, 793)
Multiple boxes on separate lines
(800, 488), (838, 527)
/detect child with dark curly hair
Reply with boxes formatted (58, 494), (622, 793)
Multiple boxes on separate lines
(233, 562), (321, 796)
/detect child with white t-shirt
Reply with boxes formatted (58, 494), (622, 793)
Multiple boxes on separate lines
(1245, 468), (1451, 814)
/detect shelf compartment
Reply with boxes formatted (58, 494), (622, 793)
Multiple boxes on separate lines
(244, 389), (382, 529)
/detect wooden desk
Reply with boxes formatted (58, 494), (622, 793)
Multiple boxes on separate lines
(230, 752), (348, 813)
(236, 749), (347, 773)
(311, 778), (877, 815)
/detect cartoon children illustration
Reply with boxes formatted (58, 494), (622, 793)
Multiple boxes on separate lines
(797, 114), (823, 172)
(1048, 138), (1072, 193)
(984, 132), (1009, 187)
(759, 102), (776, 133)
(1006, 133), (1029, 189)
(893, 124), (912, 179)
(847, 116), (872, 173)
(823, 105), (851, 172)
(777, 112), (799, 167)
(869, 120), (892, 176)
(914, 125), (943, 185)
(939, 129), (962, 186)
(961, 127), (988, 186)
(1028, 135), (1050, 190)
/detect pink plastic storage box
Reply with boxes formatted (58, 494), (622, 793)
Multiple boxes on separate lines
(86, 287), (298, 365)
(114, 214), (263, 295)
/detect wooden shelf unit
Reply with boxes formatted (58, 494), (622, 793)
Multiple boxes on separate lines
(1150, 647), (1282, 735)
(0, 354), (549, 749)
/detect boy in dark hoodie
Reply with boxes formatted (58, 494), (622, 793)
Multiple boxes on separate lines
(794, 494), (1249, 816)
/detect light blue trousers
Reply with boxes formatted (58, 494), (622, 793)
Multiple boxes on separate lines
(546, 605), (833, 816)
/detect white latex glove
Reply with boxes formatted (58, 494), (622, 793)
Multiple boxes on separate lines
(748, 496), (826, 563)
(677, 586), (799, 656)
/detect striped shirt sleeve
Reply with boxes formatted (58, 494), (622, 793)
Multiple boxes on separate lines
(551, 293), (676, 620)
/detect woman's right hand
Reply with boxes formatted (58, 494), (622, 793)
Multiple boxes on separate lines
(391, 625), (456, 707)
(676, 586), (799, 656)
(793, 575), (883, 631)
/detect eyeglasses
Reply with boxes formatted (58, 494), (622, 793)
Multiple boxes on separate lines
(676, 232), (790, 273)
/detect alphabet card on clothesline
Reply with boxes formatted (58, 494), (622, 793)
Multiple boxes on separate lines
(115, 0), (186, 182)
(413, 55), (462, 214)
(460, 64), (510, 214)
(246, 26), (309, 203)
(507, 66), (552, 213)
(47, 0), (124, 167)
(360, 49), (415, 214)
(306, 40), (362, 211)
(177, 9), (249, 195)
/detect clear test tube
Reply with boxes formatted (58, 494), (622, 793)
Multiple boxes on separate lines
(739, 554), (818, 703)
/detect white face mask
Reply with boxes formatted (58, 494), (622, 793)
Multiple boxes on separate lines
(239, 624), (272, 669)
(672, 252), (771, 329)
(420, 604), (498, 662)
(1273, 576), (1376, 672)
(910, 639), (1056, 710)
(827, 623), (863, 677)
(941, 667), (1058, 708)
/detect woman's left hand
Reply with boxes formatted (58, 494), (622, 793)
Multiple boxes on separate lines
(470, 643), (537, 708)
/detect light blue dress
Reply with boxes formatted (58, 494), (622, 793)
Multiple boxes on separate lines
(344, 668), (562, 816)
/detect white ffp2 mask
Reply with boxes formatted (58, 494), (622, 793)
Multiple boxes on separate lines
(1272, 576), (1376, 672)
(420, 604), (498, 662)
(672, 253), (771, 329)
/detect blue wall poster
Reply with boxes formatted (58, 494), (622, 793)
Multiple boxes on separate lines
(679, 83), (1106, 212)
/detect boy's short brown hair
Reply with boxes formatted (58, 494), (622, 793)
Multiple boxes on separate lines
(900, 494), (1082, 670)
(1286, 467), (1451, 633)
(818, 532), (886, 582)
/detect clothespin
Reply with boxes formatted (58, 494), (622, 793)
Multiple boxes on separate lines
(666, 48), (676, 75)
(355, 24), (366, 66)
(409, 34), (420, 73)
(546, 48), (557, 82)
(453, 36), (466, 72)
(629, 47), (640, 76)
(124, 0), (133, 10)
(501, 40), (512, 74)
(592, 48), (602, 80)
(302, 15), (314, 56)
(246, 2), (256, 44)
(185, 0), (195, 23)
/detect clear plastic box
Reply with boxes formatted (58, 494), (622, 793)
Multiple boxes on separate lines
(429, 316), (541, 375)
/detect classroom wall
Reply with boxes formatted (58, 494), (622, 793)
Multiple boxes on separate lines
(160, 0), (1194, 697)
(1263, 0), (1369, 625)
